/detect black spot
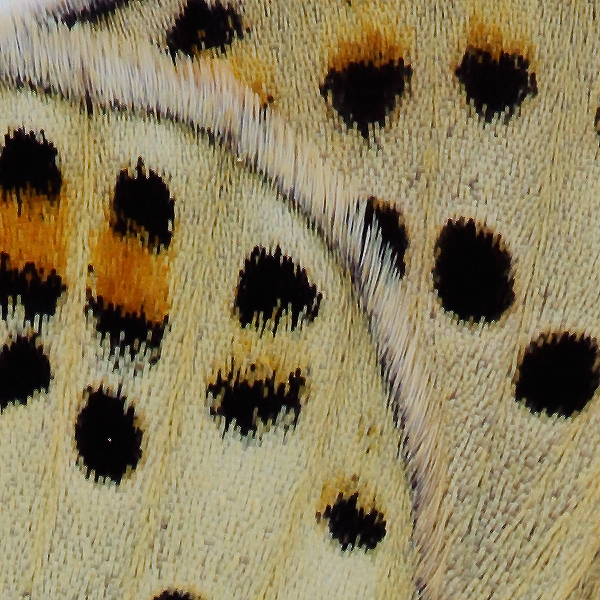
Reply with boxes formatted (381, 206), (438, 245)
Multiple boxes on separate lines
(0, 128), (62, 200)
(60, 0), (132, 28)
(0, 335), (51, 412)
(455, 47), (538, 123)
(235, 246), (322, 333)
(362, 197), (409, 276)
(112, 157), (174, 252)
(319, 492), (386, 551)
(152, 592), (194, 600)
(166, 0), (245, 59)
(207, 367), (305, 436)
(0, 253), (66, 324)
(320, 59), (412, 139)
(75, 386), (143, 484)
(515, 332), (600, 417)
(85, 291), (168, 362)
(432, 217), (514, 322)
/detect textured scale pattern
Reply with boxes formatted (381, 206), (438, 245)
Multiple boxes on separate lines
(0, 1), (599, 600)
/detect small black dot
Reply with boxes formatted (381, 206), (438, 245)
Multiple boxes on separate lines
(0, 335), (51, 412)
(152, 592), (194, 600)
(85, 291), (168, 363)
(59, 0), (133, 28)
(455, 47), (538, 123)
(235, 246), (322, 333)
(432, 217), (514, 322)
(75, 387), (143, 484)
(207, 367), (305, 436)
(320, 59), (412, 139)
(320, 492), (386, 551)
(112, 157), (174, 252)
(0, 128), (62, 199)
(515, 332), (600, 417)
(362, 197), (409, 277)
(0, 253), (66, 324)
(166, 0), (245, 59)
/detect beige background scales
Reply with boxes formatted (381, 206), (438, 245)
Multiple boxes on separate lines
(0, 0), (598, 599)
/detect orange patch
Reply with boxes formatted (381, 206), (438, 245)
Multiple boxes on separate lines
(0, 190), (66, 276)
(465, 20), (536, 65)
(89, 228), (170, 323)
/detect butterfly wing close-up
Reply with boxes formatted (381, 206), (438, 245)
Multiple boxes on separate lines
(0, 1), (599, 600)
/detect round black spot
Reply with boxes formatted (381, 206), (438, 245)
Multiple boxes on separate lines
(235, 246), (322, 333)
(111, 157), (174, 251)
(166, 0), (245, 58)
(432, 217), (514, 322)
(207, 367), (305, 437)
(515, 332), (600, 417)
(362, 197), (409, 277)
(0, 335), (51, 412)
(152, 592), (194, 600)
(455, 47), (538, 123)
(75, 387), (143, 484)
(0, 128), (62, 199)
(320, 59), (412, 139)
(319, 492), (386, 551)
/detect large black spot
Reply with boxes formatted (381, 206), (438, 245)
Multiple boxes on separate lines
(235, 246), (322, 333)
(0, 335), (51, 412)
(152, 592), (194, 600)
(455, 47), (538, 123)
(75, 387), (143, 484)
(112, 157), (174, 252)
(515, 332), (599, 417)
(60, 0), (133, 28)
(362, 197), (409, 277)
(0, 253), (66, 324)
(85, 291), (168, 363)
(432, 217), (514, 323)
(320, 59), (412, 139)
(207, 367), (305, 437)
(0, 128), (62, 200)
(166, 0), (245, 58)
(318, 492), (386, 551)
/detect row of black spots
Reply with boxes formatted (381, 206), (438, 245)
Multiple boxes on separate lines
(166, 0), (246, 60)
(206, 366), (305, 437)
(361, 197), (409, 278)
(320, 58), (412, 140)
(0, 128), (62, 201)
(515, 332), (600, 418)
(75, 386), (142, 484)
(59, 0), (133, 29)
(316, 492), (387, 552)
(455, 47), (538, 124)
(0, 335), (51, 412)
(432, 217), (515, 323)
(0, 253), (67, 325)
(321, 46), (536, 137)
(85, 291), (168, 364)
(111, 157), (175, 253)
(235, 245), (322, 334)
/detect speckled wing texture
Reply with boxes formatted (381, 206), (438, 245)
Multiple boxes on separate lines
(0, 1), (599, 600)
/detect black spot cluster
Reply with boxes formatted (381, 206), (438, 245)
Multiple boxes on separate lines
(75, 386), (143, 484)
(0, 128), (62, 200)
(455, 47), (538, 123)
(321, 59), (412, 139)
(235, 245), (322, 334)
(207, 367), (305, 436)
(111, 157), (174, 252)
(60, 0), (132, 28)
(166, 0), (245, 58)
(318, 492), (387, 551)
